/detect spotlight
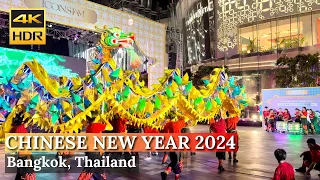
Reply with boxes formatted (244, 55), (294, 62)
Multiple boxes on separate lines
(48, 23), (52, 28)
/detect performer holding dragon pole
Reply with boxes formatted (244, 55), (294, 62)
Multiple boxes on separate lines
(78, 110), (109, 180)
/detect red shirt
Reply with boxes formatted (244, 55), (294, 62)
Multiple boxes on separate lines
(263, 110), (269, 118)
(115, 118), (127, 133)
(161, 121), (172, 133)
(10, 124), (28, 133)
(272, 162), (295, 180)
(86, 123), (106, 133)
(301, 111), (307, 118)
(277, 111), (284, 117)
(144, 126), (159, 133)
(269, 112), (275, 119)
(295, 111), (300, 118)
(210, 118), (226, 133)
(311, 144), (320, 163)
(309, 113), (314, 119)
(226, 116), (239, 131)
(283, 112), (291, 120)
(171, 120), (187, 133)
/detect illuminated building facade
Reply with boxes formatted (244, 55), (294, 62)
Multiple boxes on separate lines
(176, 0), (320, 104)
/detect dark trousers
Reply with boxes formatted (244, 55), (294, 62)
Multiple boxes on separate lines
(15, 156), (35, 180)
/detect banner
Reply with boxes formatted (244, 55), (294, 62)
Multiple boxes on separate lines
(0, 0), (166, 86)
(5, 133), (238, 152)
(262, 87), (320, 115)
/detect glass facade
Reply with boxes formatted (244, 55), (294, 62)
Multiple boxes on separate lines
(176, 0), (320, 105)
(238, 12), (320, 54)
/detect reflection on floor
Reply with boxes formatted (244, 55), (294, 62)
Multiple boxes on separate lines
(0, 126), (319, 180)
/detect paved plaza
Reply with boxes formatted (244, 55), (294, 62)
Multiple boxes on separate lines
(0, 125), (320, 180)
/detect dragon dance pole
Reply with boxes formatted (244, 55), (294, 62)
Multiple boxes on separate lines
(101, 70), (105, 114)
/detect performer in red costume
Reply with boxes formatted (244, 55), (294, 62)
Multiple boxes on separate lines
(283, 109), (292, 122)
(300, 107), (308, 134)
(210, 113), (226, 172)
(11, 110), (36, 180)
(113, 114), (128, 133)
(267, 109), (276, 132)
(294, 108), (301, 123)
(272, 149), (295, 180)
(225, 111), (239, 163)
(296, 138), (320, 177)
(160, 117), (186, 180)
(277, 108), (284, 121)
(161, 111), (187, 164)
(263, 106), (270, 131)
(78, 110), (108, 180)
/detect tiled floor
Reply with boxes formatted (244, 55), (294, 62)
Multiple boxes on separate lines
(1, 125), (320, 179)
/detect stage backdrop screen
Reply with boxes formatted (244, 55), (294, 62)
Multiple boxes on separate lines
(185, 0), (214, 65)
(262, 87), (320, 115)
(0, 47), (86, 84)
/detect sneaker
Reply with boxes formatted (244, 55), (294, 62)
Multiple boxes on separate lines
(233, 159), (238, 163)
(161, 172), (167, 180)
(218, 166), (225, 172)
(295, 167), (306, 173)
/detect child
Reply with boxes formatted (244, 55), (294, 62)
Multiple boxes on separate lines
(294, 108), (301, 123)
(277, 108), (284, 121)
(160, 152), (183, 180)
(263, 106), (269, 131)
(210, 113), (226, 171)
(268, 109), (276, 132)
(283, 109), (292, 123)
(307, 109), (315, 134)
(300, 107), (308, 134)
(272, 149), (295, 180)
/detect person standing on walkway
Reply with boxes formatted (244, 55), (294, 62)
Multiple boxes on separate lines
(11, 109), (36, 180)
(300, 107), (308, 134)
(263, 106), (269, 131)
(210, 113), (226, 172)
(78, 110), (108, 180)
(225, 111), (239, 163)
(267, 109), (276, 132)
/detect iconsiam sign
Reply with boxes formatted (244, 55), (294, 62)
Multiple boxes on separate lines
(0, 26), (248, 140)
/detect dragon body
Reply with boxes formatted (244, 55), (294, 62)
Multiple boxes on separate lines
(0, 26), (248, 140)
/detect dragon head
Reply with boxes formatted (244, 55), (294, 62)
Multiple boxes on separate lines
(101, 27), (135, 48)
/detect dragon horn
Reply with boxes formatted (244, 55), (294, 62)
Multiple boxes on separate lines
(95, 25), (110, 33)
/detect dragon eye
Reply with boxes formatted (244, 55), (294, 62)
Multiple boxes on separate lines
(114, 33), (119, 38)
